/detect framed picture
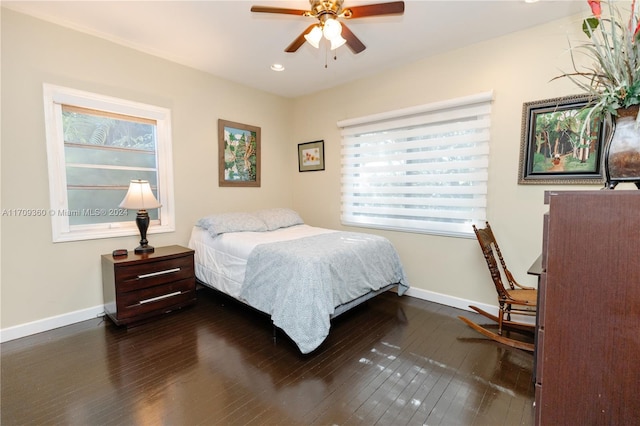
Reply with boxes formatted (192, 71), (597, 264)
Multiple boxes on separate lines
(218, 119), (260, 187)
(298, 140), (325, 172)
(518, 94), (606, 184)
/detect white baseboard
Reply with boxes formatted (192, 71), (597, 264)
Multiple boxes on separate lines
(0, 305), (105, 343)
(0, 288), (533, 344)
(405, 287), (536, 325)
(405, 286), (498, 315)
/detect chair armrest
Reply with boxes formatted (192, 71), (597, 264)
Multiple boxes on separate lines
(512, 281), (536, 291)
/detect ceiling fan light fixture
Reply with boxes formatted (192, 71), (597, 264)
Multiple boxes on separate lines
(304, 25), (323, 48)
(322, 18), (342, 41)
(330, 34), (346, 50)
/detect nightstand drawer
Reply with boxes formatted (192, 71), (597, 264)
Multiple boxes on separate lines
(116, 278), (195, 320)
(116, 255), (194, 291)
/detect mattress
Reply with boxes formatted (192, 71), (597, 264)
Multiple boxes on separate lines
(188, 224), (336, 301)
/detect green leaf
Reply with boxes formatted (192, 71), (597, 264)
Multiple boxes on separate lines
(582, 17), (599, 38)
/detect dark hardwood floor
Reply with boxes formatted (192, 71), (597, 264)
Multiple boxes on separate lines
(1, 288), (535, 425)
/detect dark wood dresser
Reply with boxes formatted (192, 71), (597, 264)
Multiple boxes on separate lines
(102, 245), (196, 326)
(535, 190), (640, 424)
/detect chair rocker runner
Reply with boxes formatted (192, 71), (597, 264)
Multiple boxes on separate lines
(458, 222), (537, 352)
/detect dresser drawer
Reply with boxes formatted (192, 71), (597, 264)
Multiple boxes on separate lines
(541, 212), (549, 271)
(535, 327), (544, 385)
(116, 278), (195, 320)
(115, 255), (194, 291)
(537, 272), (546, 327)
(534, 383), (542, 426)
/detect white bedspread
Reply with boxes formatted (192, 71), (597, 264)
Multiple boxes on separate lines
(188, 224), (336, 299)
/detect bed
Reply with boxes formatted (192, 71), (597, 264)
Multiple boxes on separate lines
(188, 208), (409, 354)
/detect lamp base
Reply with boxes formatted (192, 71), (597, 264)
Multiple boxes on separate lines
(134, 245), (155, 255)
(133, 209), (154, 255)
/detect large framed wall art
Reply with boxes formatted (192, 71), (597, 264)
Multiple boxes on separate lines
(218, 119), (261, 187)
(518, 94), (606, 185)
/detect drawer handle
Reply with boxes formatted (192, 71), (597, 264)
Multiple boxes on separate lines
(139, 291), (182, 305)
(137, 268), (181, 279)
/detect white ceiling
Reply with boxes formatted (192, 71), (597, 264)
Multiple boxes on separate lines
(3, 0), (585, 98)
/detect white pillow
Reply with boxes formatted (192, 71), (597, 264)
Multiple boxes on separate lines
(254, 208), (304, 231)
(196, 212), (267, 237)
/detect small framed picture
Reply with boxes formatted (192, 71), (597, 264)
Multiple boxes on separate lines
(518, 94), (606, 185)
(298, 140), (325, 172)
(218, 119), (261, 187)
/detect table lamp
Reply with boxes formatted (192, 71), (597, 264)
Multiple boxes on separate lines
(119, 179), (162, 254)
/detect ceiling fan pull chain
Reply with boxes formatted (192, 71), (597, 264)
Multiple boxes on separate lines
(325, 44), (329, 68)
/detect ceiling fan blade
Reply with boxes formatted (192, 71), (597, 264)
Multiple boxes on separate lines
(343, 1), (405, 19)
(285, 24), (317, 52)
(250, 6), (310, 16)
(341, 23), (366, 54)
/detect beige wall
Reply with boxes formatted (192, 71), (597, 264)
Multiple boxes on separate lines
(289, 15), (598, 306)
(1, 9), (603, 333)
(1, 9), (293, 329)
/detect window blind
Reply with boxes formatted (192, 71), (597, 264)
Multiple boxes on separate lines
(338, 91), (493, 238)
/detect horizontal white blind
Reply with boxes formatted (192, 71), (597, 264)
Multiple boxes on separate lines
(339, 92), (493, 238)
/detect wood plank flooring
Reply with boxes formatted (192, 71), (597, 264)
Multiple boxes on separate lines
(1, 288), (535, 425)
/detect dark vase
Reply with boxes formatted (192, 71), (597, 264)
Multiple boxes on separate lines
(604, 105), (640, 189)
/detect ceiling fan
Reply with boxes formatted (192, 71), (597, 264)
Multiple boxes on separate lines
(250, 0), (405, 54)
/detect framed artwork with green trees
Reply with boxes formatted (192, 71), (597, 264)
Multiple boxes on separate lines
(218, 119), (260, 187)
(518, 94), (606, 185)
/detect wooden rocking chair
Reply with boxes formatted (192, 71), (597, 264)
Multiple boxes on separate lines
(458, 222), (537, 352)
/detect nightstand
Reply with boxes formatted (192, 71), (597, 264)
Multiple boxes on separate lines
(102, 245), (196, 326)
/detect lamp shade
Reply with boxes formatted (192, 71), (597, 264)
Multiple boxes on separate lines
(119, 180), (161, 210)
(330, 34), (346, 50)
(304, 25), (323, 49)
(323, 18), (342, 41)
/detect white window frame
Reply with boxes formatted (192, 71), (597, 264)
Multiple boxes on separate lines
(43, 84), (175, 242)
(338, 91), (493, 238)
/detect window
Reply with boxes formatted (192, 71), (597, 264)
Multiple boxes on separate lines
(338, 91), (493, 238)
(43, 84), (174, 242)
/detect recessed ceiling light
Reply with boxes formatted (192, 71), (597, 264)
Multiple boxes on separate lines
(270, 63), (285, 72)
